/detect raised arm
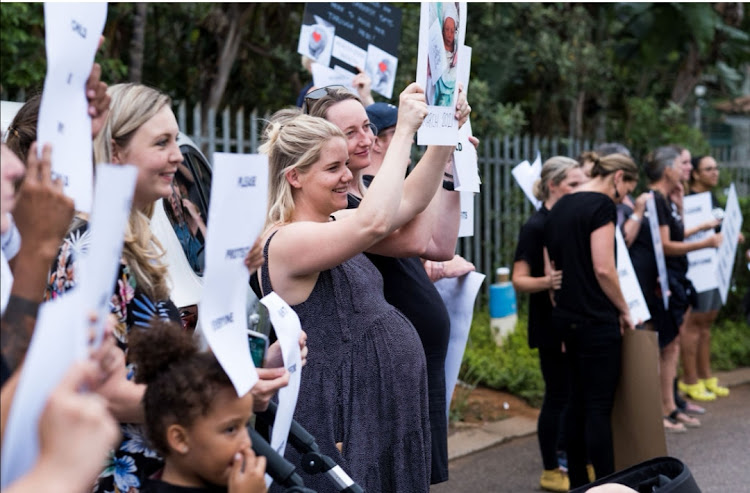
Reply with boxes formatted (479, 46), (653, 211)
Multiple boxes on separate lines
(360, 86), (472, 259)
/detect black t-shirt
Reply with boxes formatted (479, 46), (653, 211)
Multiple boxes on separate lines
(141, 479), (225, 493)
(513, 206), (555, 348)
(544, 192), (618, 324)
(655, 191), (688, 275)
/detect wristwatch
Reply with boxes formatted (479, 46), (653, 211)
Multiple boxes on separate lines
(442, 180), (455, 191)
(629, 213), (642, 223)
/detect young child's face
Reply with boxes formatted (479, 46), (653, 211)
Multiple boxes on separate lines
(182, 386), (255, 486)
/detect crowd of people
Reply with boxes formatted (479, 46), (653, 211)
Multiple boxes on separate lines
(1, 36), (744, 493)
(0, 50), (479, 493)
(512, 143), (743, 492)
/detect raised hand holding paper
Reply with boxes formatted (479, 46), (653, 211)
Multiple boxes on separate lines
(416, 2), (468, 145)
(199, 153), (268, 397)
(1, 291), (88, 488)
(259, 292), (302, 488)
(37, 2), (108, 214)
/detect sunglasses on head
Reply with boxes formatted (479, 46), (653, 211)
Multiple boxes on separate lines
(302, 85), (348, 114)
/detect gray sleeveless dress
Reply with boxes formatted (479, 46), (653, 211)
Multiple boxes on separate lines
(262, 232), (431, 492)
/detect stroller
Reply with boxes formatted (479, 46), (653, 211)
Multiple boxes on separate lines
(570, 456), (700, 493)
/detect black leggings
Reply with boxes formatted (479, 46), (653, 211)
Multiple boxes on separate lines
(560, 319), (622, 488)
(537, 344), (569, 470)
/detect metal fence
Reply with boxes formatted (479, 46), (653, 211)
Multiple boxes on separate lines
(179, 102), (750, 294)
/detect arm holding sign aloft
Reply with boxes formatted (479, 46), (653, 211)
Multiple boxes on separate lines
(591, 223), (634, 334)
(1, 144), (74, 375)
(363, 84), (471, 259)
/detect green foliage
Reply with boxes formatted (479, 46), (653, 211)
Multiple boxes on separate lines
(460, 310), (544, 407)
(710, 318), (750, 371)
(620, 96), (710, 162)
(0, 3), (46, 93)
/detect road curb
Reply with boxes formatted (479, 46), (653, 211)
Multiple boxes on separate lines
(447, 367), (750, 462)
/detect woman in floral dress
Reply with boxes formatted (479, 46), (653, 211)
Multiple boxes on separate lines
(45, 83), (183, 493)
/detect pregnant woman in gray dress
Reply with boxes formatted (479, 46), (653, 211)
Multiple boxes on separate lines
(257, 85), (444, 492)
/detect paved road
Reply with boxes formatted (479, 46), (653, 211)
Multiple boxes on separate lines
(432, 383), (750, 493)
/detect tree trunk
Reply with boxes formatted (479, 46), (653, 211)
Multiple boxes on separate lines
(670, 44), (701, 106)
(201, 4), (256, 137)
(128, 3), (147, 83)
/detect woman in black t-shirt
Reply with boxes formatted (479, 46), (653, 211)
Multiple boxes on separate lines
(544, 153), (638, 488)
(635, 148), (722, 432)
(512, 156), (585, 492)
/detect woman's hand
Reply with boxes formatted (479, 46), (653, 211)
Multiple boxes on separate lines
(251, 368), (290, 412)
(547, 268), (563, 290)
(244, 237), (264, 275)
(397, 83), (428, 134)
(455, 83), (471, 129)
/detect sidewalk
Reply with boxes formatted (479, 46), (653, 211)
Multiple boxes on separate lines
(447, 367), (750, 461)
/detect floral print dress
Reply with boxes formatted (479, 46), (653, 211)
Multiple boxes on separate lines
(45, 217), (180, 493)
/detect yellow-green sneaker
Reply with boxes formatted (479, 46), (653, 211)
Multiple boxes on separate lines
(540, 469), (570, 492)
(678, 380), (716, 401)
(701, 377), (729, 397)
(587, 464), (596, 482)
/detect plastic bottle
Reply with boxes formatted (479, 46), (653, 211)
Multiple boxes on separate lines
(489, 267), (517, 346)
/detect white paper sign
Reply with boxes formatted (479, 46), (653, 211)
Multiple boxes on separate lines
(416, 2), (468, 146)
(716, 184), (743, 304)
(37, 2), (108, 214)
(79, 164), (137, 344)
(0, 249), (11, 315)
(458, 191), (474, 238)
(434, 271), (486, 420)
(332, 35), (368, 69)
(453, 120), (480, 193)
(646, 193), (670, 310)
(298, 23), (335, 68)
(365, 44), (398, 99)
(199, 153), (269, 397)
(311, 63), (358, 95)
(259, 292), (303, 488)
(1, 291), (88, 488)
(683, 192), (720, 293)
(616, 228), (651, 324)
(512, 152), (543, 210)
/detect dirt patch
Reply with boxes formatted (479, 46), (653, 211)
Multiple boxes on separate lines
(449, 385), (540, 432)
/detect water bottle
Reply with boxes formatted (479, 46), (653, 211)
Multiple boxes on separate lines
(489, 267), (517, 346)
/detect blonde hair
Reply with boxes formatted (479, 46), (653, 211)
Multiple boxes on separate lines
(259, 110), (346, 231)
(590, 153), (638, 183)
(93, 83), (172, 300)
(532, 156), (581, 201)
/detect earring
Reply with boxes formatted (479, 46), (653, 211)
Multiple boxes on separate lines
(614, 180), (621, 199)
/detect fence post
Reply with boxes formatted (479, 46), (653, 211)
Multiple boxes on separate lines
(236, 107), (245, 154)
(222, 107), (231, 153)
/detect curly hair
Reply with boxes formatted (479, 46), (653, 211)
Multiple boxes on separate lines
(128, 320), (233, 456)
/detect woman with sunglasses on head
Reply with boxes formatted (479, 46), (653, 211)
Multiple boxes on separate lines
(303, 87), (469, 485)
(256, 84), (452, 492)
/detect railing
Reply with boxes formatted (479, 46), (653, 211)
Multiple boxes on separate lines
(174, 101), (749, 294)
